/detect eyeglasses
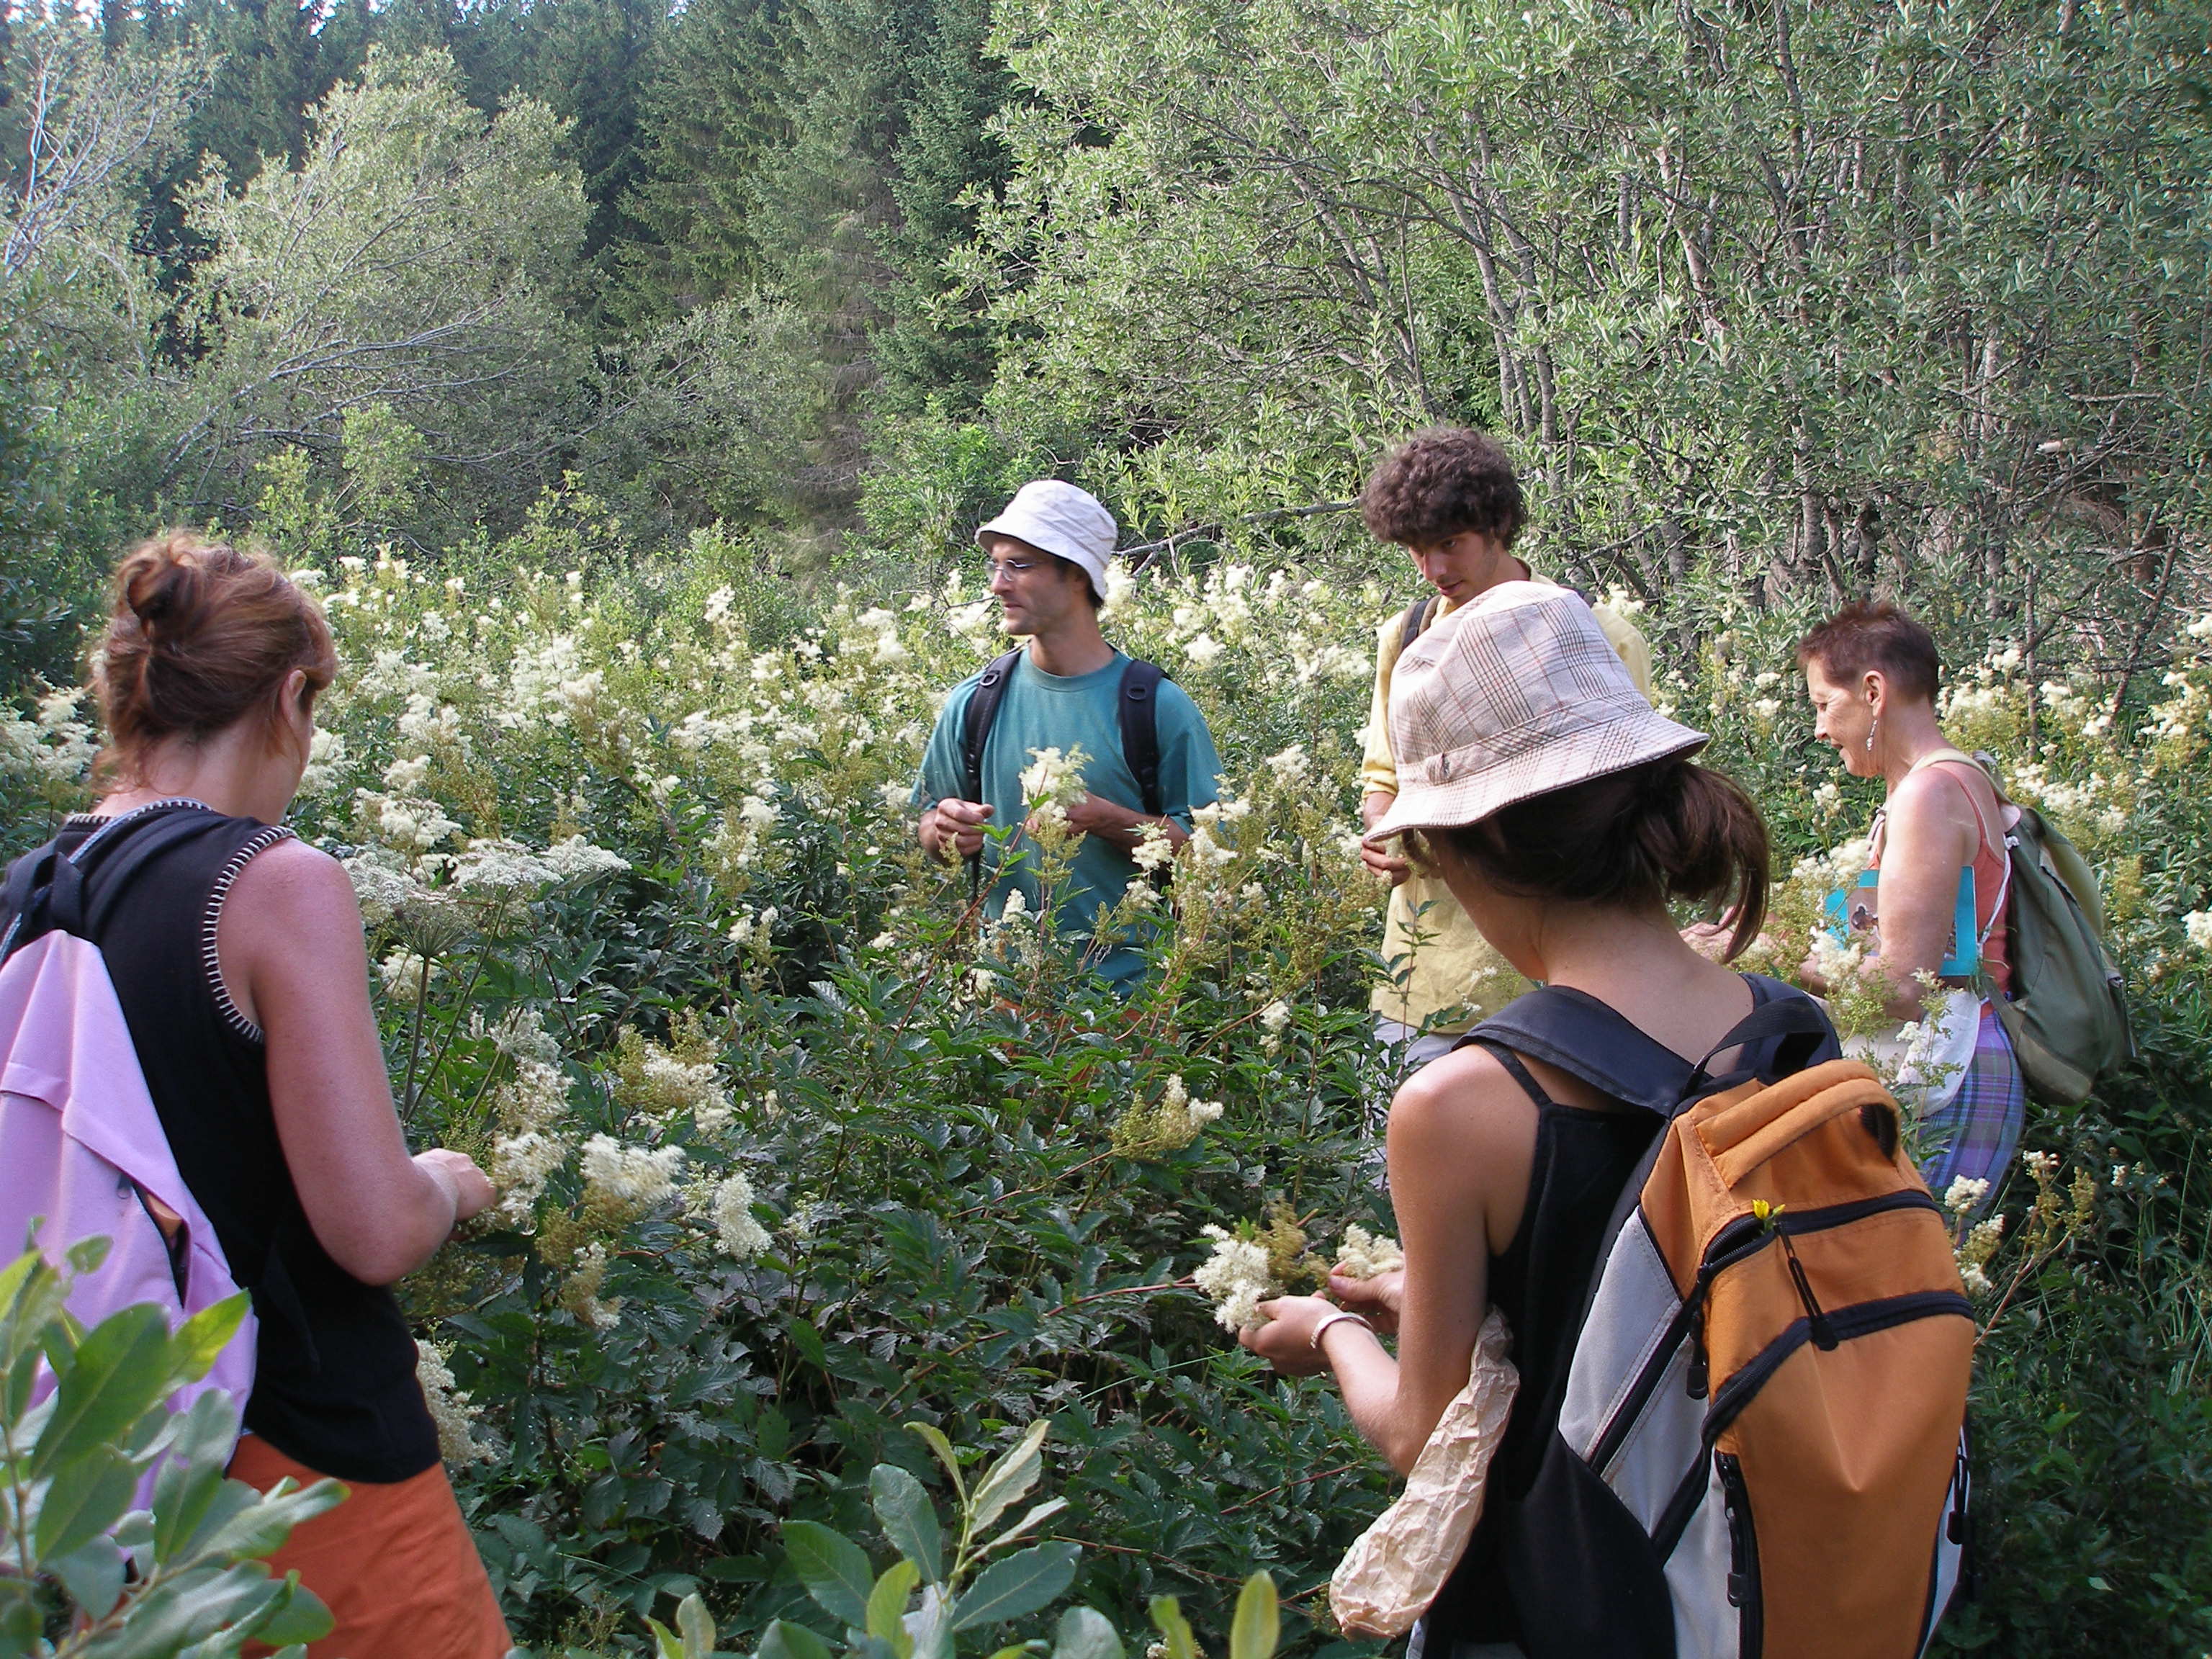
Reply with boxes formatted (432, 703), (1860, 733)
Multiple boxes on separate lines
(984, 557), (1041, 580)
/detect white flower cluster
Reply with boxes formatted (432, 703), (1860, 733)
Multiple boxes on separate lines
(354, 789), (462, 853)
(1160, 1073), (1224, 1136)
(415, 1344), (494, 1465)
(1335, 1224), (1404, 1280)
(0, 686), (96, 785)
(1192, 1225), (1274, 1331)
(561, 1241), (623, 1330)
(1943, 1177), (1990, 1215)
(689, 1171), (771, 1259)
(1956, 1213), (2005, 1298)
(2183, 912), (2212, 953)
(580, 1134), (685, 1217)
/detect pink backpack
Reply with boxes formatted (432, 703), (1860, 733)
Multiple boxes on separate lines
(0, 811), (258, 1488)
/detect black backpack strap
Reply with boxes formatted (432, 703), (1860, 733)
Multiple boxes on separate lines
(1681, 986), (1837, 1097)
(1459, 984), (1697, 1116)
(0, 807), (212, 964)
(1460, 976), (1839, 1118)
(958, 649), (1024, 899)
(1398, 595), (1437, 657)
(1118, 657), (1167, 819)
(961, 649), (1024, 809)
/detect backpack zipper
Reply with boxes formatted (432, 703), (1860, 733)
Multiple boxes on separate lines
(1777, 1231), (1838, 1351)
(1653, 1288), (1974, 1557)
(1718, 1451), (1763, 1658)
(1588, 1189), (1942, 1475)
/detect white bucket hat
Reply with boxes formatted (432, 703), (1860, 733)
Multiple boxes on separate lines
(975, 481), (1119, 601)
(1365, 581), (1708, 845)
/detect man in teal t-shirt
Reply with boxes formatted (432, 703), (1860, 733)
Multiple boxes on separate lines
(914, 481), (1222, 989)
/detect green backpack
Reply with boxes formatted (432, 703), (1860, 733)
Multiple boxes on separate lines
(1984, 796), (2134, 1103)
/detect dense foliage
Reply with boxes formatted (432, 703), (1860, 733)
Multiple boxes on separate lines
(4, 0), (2211, 1653)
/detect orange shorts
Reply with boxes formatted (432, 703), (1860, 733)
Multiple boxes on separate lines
(228, 1434), (512, 1659)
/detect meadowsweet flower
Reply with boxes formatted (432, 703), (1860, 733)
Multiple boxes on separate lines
(416, 1344), (494, 1465)
(691, 1172), (771, 1259)
(1184, 633), (1226, 668)
(2184, 912), (2212, 953)
(383, 753), (433, 793)
(580, 1134), (685, 1217)
(562, 1242), (623, 1329)
(541, 836), (629, 881)
(1192, 1225), (1273, 1331)
(1131, 821), (1178, 872)
(2022, 1149), (2059, 1181)
(343, 850), (419, 927)
(1259, 1000), (1292, 1034)
(1336, 1225), (1404, 1280)
(379, 949), (433, 996)
(298, 729), (349, 796)
(451, 838), (555, 894)
(490, 1130), (565, 1223)
(1940, 1177), (1989, 1217)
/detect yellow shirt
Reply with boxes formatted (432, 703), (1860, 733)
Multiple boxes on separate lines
(1362, 573), (1653, 1034)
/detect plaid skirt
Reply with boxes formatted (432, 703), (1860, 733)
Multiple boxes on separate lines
(1915, 999), (2026, 1204)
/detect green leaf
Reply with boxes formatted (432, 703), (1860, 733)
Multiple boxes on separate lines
(645, 1615), (687, 1659)
(866, 1558), (920, 1655)
(199, 1477), (349, 1563)
(1149, 1596), (1196, 1659)
(968, 1420), (1049, 1534)
(1053, 1606), (1124, 1659)
(903, 1422), (966, 1500)
(871, 1463), (944, 1583)
(65, 1236), (112, 1277)
(909, 1583), (956, 1659)
(166, 1293), (250, 1388)
(978, 1498), (1067, 1558)
(678, 1591), (716, 1656)
(951, 1542), (1080, 1632)
(1228, 1573), (1277, 1659)
(757, 1617), (839, 1659)
(33, 1443), (140, 1562)
(248, 1576), (337, 1647)
(28, 1303), (172, 1478)
(44, 1536), (127, 1621)
(783, 1519), (875, 1627)
(148, 1391), (250, 1562)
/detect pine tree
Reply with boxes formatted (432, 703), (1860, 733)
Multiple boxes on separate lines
(616, 0), (793, 320)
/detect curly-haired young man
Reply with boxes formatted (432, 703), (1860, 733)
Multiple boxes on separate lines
(1358, 428), (1653, 1072)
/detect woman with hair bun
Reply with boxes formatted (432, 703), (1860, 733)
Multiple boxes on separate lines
(1238, 583), (1837, 1656)
(5, 532), (508, 1657)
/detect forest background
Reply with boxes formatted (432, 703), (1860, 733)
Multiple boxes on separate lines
(1, 0), (2211, 1654)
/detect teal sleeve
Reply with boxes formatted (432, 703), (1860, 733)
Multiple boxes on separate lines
(1155, 682), (1223, 830)
(912, 680), (976, 811)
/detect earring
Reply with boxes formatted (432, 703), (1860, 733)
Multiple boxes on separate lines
(1865, 716), (1878, 755)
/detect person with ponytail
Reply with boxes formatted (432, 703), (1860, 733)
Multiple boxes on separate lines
(3, 533), (508, 1658)
(1236, 583), (1835, 1657)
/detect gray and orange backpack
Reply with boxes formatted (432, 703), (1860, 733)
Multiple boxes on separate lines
(1464, 983), (1975, 1658)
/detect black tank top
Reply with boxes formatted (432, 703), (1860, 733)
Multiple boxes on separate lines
(48, 800), (439, 1483)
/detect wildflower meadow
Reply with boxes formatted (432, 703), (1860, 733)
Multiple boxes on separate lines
(4, 488), (2209, 1657)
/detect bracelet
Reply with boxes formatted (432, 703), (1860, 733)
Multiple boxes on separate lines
(1310, 1310), (1375, 1352)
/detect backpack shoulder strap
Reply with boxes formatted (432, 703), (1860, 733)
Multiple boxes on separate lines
(1464, 976), (1838, 1117)
(1398, 595), (1437, 657)
(0, 809), (212, 966)
(1461, 984), (1697, 1116)
(958, 649), (1024, 899)
(1118, 657), (1167, 818)
(960, 649), (1025, 809)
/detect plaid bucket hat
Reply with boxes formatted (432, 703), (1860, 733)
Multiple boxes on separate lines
(1364, 581), (1708, 845)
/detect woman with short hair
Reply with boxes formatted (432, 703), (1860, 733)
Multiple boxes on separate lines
(1795, 598), (2023, 1200)
(6, 531), (508, 1658)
